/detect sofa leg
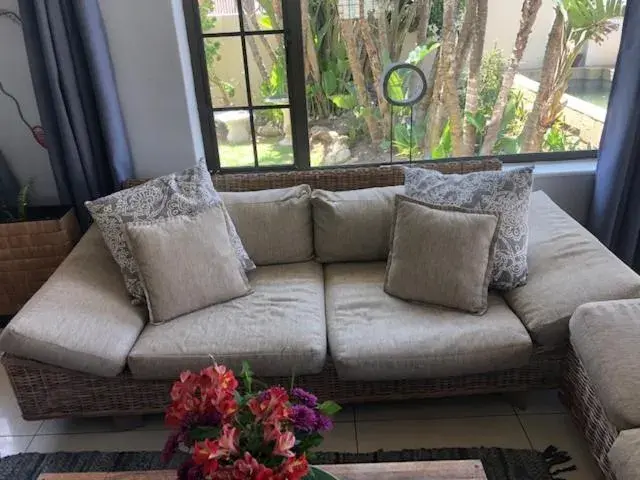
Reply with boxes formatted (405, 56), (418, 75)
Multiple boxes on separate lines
(112, 415), (144, 431)
(504, 392), (528, 411)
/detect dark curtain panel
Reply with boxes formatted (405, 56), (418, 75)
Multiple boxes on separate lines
(17, 0), (133, 226)
(588, 3), (640, 271)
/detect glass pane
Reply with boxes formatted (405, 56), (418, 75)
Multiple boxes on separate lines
(242, 0), (283, 32)
(254, 109), (294, 166)
(247, 34), (289, 106)
(215, 110), (255, 168)
(205, 37), (248, 108)
(199, 0), (240, 34)
(303, 0), (623, 167)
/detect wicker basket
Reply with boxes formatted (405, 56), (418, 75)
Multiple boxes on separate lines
(0, 207), (81, 315)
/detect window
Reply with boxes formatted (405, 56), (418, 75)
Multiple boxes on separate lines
(185, 0), (625, 171)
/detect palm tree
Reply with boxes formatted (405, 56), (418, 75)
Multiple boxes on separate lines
(520, 0), (625, 152)
(480, 0), (542, 155)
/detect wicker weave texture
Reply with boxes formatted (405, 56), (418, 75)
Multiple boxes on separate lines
(0, 210), (81, 315)
(561, 346), (619, 480)
(124, 159), (502, 192)
(3, 347), (563, 421)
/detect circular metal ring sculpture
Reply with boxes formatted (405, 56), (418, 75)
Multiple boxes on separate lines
(381, 62), (428, 163)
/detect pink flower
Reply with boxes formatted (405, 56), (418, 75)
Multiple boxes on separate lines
(272, 431), (296, 457)
(218, 424), (239, 456)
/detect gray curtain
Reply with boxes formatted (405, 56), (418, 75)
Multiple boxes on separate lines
(17, 0), (133, 226)
(587, 3), (640, 271)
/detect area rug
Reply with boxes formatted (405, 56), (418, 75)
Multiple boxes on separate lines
(0, 446), (574, 480)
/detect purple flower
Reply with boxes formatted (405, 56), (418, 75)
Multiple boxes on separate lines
(315, 413), (333, 432)
(291, 404), (318, 432)
(290, 387), (318, 408)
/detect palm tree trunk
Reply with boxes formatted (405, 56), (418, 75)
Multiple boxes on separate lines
(301, 0), (321, 84)
(341, 19), (381, 142)
(521, 9), (564, 153)
(441, 0), (464, 156)
(453, 1), (476, 81)
(480, 0), (542, 155)
(461, 0), (486, 156)
(360, 17), (390, 128)
(416, 0), (433, 46)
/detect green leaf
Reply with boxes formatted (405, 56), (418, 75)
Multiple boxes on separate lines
(317, 400), (342, 416)
(258, 14), (273, 30)
(431, 121), (452, 159)
(329, 94), (357, 110)
(464, 111), (486, 133)
(385, 71), (405, 104)
(190, 426), (221, 441)
(241, 361), (253, 393)
(321, 70), (337, 96)
(405, 41), (440, 65)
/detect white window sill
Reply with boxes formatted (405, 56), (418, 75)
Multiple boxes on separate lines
(503, 159), (597, 177)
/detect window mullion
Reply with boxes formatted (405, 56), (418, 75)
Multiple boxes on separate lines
(282, 0), (310, 170)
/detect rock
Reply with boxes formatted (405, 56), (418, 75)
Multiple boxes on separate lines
(257, 124), (282, 138)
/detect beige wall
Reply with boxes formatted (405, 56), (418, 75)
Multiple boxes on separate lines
(209, 16), (281, 108)
(485, 0), (621, 69)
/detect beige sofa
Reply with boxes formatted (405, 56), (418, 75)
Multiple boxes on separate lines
(2, 164), (640, 421)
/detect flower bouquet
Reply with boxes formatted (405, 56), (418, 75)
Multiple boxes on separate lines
(162, 362), (342, 479)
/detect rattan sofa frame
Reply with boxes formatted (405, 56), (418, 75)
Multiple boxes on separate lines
(1, 159), (568, 421)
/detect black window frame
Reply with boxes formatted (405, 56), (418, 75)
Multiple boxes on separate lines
(183, 0), (599, 172)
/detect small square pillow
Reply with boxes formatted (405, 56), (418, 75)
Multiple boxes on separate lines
(123, 205), (251, 324)
(86, 159), (254, 302)
(384, 195), (499, 315)
(404, 166), (533, 290)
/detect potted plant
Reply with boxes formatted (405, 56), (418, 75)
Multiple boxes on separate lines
(0, 178), (80, 316)
(162, 362), (342, 479)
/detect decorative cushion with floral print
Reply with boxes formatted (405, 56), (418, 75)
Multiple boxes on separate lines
(86, 159), (254, 303)
(404, 166), (533, 291)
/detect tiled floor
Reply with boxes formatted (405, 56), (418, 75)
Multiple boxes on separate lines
(0, 367), (602, 479)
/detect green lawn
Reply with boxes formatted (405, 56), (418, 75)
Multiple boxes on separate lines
(218, 140), (323, 168)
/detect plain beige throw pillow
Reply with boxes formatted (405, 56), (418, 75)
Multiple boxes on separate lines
(384, 196), (499, 314)
(123, 206), (251, 325)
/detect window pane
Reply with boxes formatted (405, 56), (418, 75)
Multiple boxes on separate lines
(199, 0), (240, 34)
(242, 0), (283, 32)
(302, 0), (623, 166)
(247, 34), (289, 106)
(205, 37), (248, 108)
(254, 109), (294, 166)
(215, 110), (256, 168)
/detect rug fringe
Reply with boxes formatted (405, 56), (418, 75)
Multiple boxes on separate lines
(543, 445), (576, 480)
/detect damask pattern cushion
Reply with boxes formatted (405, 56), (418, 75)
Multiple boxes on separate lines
(86, 159), (254, 302)
(123, 206), (251, 325)
(404, 167), (533, 290)
(384, 196), (499, 314)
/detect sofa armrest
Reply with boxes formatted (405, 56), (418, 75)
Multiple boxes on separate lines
(0, 226), (146, 377)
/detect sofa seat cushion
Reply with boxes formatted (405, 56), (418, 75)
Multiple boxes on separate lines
(504, 191), (640, 347)
(0, 226), (147, 377)
(325, 262), (532, 381)
(570, 300), (640, 430)
(609, 429), (640, 480)
(128, 262), (326, 379)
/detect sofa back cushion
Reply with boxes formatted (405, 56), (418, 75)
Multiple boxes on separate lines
(311, 185), (404, 263)
(220, 185), (313, 265)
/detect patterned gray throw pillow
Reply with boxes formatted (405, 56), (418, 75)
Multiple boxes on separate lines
(86, 159), (255, 302)
(404, 167), (533, 290)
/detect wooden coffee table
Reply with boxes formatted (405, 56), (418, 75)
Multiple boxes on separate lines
(37, 460), (487, 479)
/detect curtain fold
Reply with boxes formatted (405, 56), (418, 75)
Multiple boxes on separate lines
(17, 0), (133, 226)
(588, 3), (640, 271)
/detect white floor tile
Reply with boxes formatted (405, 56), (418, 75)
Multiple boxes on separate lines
(0, 435), (33, 457)
(516, 389), (567, 415)
(38, 414), (169, 435)
(0, 368), (42, 436)
(355, 394), (514, 422)
(357, 415), (531, 453)
(519, 414), (604, 480)
(27, 430), (167, 453)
